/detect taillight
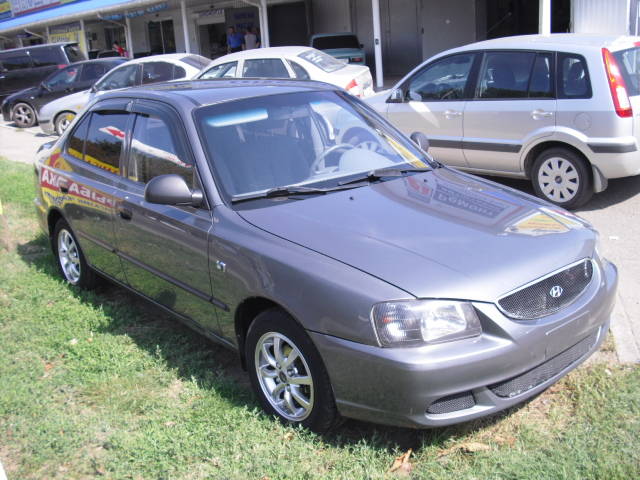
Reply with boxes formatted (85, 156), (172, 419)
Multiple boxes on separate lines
(345, 78), (361, 97)
(602, 48), (632, 118)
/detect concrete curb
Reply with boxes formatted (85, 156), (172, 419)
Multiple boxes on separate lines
(610, 293), (640, 363)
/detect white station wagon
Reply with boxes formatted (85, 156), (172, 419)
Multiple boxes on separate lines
(366, 34), (640, 208)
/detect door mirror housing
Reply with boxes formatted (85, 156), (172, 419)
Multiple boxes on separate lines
(40, 81), (51, 91)
(144, 174), (204, 208)
(387, 88), (404, 103)
(410, 132), (430, 153)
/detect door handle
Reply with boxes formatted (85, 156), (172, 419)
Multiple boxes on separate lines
(118, 207), (133, 220)
(532, 109), (554, 119)
(58, 178), (69, 193)
(444, 110), (462, 118)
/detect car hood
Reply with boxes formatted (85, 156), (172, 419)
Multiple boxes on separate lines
(39, 90), (91, 118)
(237, 168), (596, 301)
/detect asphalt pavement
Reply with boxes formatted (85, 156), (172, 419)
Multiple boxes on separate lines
(1, 120), (638, 363)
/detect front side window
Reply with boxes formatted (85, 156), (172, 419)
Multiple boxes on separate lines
(558, 53), (591, 99)
(195, 91), (432, 199)
(30, 47), (64, 67)
(94, 65), (140, 91)
(407, 53), (475, 101)
(477, 51), (536, 99)
(83, 111), (129, 174)
(242, 59), (289, 78)
(43, 66), (79, 89)
(128, 114), (193, 188)
(199, 61), (237, 79)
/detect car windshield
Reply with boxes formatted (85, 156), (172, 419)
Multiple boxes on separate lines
(195, 90), (433, 201)
(312, 35), (360, 50)
(298, 49), (345, 73)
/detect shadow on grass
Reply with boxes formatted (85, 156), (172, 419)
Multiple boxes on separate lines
(17, 234), (529, 453)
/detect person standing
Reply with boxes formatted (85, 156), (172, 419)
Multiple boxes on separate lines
(226, 27), (244, 53)
(112, 41), (128, 58)
(244, 27), (259, 50)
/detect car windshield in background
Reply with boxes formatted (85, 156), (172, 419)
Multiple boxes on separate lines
(614, 46), (640, 96)
(312, 35), (360, 50)
(298, 49), (346, 73)
(181, 54), (210, 69)
(64, 44), (86, 63)
(195, 90), (431, 201)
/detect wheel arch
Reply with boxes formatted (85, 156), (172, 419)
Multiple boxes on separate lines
(46, 207), (65, 239)
(523, 140), (592, 179)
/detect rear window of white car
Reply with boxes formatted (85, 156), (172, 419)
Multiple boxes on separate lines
(298, 49), (345, 73)
(613, 47), (640, 96)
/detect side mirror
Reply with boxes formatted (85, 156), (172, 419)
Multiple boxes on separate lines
(410, 132), (430, 153)
(144, 174), (204, 207)
(40, 81), (51, 91)
(386, 88), (404, 103)
(90, 84), (98, 93)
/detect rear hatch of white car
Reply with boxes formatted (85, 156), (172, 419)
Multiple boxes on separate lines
(605, 43), (640, 142)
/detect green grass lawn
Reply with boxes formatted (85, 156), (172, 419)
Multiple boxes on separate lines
(0, 157), (639, 480)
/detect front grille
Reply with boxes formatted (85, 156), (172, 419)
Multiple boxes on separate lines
(427, 391), (475, 414)
(489, 331), (598, 398)
(498, 260), (593, 319)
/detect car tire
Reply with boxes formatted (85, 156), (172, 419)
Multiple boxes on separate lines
(246, 308), (339, 433)
(531, 147), (593, 209)
(54, 112), (75, 136)
(52, 219), (98, 289)
(11, 102), (37, 128)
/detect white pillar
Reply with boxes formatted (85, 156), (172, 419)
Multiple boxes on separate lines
(260, 0), (270, 48)
(539, 0), (551, 35)
(125, 16), (134, 58)
(45, 25), (50, 43)
(181, 0), (191, 53)
(371, 0), (383, 88)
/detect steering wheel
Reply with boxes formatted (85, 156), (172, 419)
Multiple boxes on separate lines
(309, 143), (355, 176)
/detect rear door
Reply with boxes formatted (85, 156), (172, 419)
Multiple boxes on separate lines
(32, 64), (82, 111)
(114, 100), (220, 333)
(463, 51), (556, 173)
(385, 52), (478, 168)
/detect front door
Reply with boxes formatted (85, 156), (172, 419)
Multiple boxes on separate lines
(114, 100), (220, 334)
(385, 52), (478, 168)
(463, 51), (556, 173)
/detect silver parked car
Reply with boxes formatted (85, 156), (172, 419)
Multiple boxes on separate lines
(35, 79), (617, 431)
(366, 34), (640, 209)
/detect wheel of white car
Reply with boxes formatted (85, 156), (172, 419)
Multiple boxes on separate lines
(54, 111), (76, 136)
(245, 308), (339, 432)
(12, 102), (37, 128)
(531, 147), (593, 209)
(53, 219), (98, 289)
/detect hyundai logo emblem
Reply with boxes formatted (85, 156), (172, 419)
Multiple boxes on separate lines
(549, 285), (564, 298)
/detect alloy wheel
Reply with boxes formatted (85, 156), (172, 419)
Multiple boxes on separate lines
(57, 229), (81, 284)
(537, 156), (579, 203)
(13, 104), (35, 128)
(254, 332), (314, 421)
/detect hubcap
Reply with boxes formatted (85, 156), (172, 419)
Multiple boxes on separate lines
(14, 105), (33, 126)
(538, 157), (579, 203)
(255, 332), (314, 421)
(57, 229), (81, 284)
(58, 114), (74, 134)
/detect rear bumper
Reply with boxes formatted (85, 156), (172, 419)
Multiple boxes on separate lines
(312, 259), (617, 428)
(587, 140), (640, 179)
(39, 119), (55, 135)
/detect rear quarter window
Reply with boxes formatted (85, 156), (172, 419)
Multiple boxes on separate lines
(557, 53), (591, 99)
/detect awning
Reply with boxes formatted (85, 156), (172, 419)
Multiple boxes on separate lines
(0, 0), (165, 34)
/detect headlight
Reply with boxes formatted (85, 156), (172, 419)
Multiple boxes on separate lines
(371, 300), (482, 347)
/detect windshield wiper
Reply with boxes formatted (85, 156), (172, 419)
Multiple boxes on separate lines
(338, 166), (430, 186)
(231, 183), (368, 204)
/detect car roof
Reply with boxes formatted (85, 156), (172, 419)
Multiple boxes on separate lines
(123, 53), (196, 65)
(0, 42), (76, 54)
(450, 33), (640, 52)
(96, 78), (338, 109)
(71, 58), (127, 66)
(206, 46), (312, 64)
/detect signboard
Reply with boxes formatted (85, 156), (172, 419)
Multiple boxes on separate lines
(0, 1), (11, 20)
(9, 0), (78, 17)
(48, 21), (86, 55)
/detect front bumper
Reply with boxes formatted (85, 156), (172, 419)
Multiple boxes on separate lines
(312, 259), (617, 428)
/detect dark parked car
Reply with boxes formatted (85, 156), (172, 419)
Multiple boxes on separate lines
(35, 80), (616, 432)
(1, 58), (126, 128)
(0, 42), (85, 104)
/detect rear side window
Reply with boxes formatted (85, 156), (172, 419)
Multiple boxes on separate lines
(1, 53), (31, 71)
(242, 58), (290, 78)
(83, 111), (129, 174)
(142, 62), (175, 84)
(528, 53), (553, 98)
(287, 60), (310, 80)
(79, 63), (109, 82)
(407, 53), (475, 101)
(477, 51), (536, 99)
(557, 53), (591, 99)
(613, 47), (640, 96)
(173, 65), (186, 79)
(199, 61), (237, 79)
(66, 114), (91, 161)
(29, 47), (63, 67)
(128, 114), (193, 187)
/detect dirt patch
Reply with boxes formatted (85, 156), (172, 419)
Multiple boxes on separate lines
(0, 439), (22, 478)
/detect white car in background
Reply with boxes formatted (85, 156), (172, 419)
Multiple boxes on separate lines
(196, 46), (374, 98)
(39, 53), (209, 135)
